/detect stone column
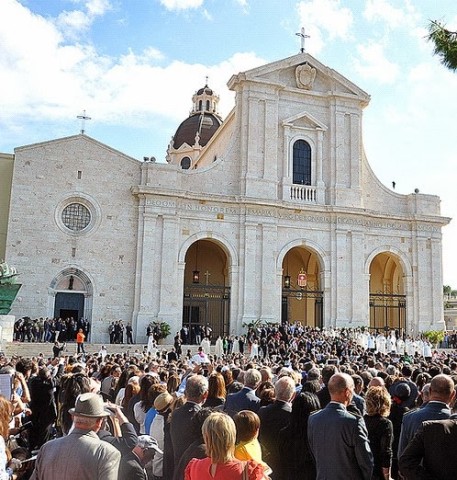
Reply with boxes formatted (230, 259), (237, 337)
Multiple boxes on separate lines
(240, 223), (259, 326)
(335, 229), (350, 326)
(0, 315), (15, 343)
(133, 211), (157, 342)
(259, 224), (278, 323)
(157, 215), (180, 339)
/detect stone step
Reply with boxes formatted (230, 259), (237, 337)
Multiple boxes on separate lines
(0, 341), (212, 359)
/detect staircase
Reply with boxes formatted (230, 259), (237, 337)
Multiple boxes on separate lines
(0, 341), (209, 358)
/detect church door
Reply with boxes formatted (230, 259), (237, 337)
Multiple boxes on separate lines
(183, 284), (230, 341)
(54, 292), (85, 321)
(281, 288), (323, 328)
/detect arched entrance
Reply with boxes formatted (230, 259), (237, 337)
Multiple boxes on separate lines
(50, 268), (93, 324)
(281, 246), (323, 327)
(182, 239), (230, 342)
(369, 252), (406, 332)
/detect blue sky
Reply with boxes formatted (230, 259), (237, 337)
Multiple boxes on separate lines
(2, 0), (457, 287)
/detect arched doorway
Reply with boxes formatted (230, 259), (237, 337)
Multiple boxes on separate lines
(182, 240), (230, 342)
(281, 247), (323, 327)
(50, 268), (93, 325)
(369, 252), (406, 333)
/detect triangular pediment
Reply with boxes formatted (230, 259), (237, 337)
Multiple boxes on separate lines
(228, 53), (370, 104)
(15, 134), (140, 164)
(282, 110), (328, 131)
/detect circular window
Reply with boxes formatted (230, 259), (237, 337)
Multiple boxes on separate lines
(61, 203), (91, 231)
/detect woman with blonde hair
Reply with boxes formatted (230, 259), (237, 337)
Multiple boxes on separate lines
(185, 412), (267, 479)
(0, 395), (22, 480)
(363, 386), (394, 480)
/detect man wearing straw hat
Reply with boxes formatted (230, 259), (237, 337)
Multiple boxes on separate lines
(31, 392), (121, 480)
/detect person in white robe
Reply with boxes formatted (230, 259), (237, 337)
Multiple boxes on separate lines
(231, 336), (240, 354)
(147, 335), (158, 356)
(214, 336), (224, 358)
(250, 340), (259, 359)
(367, 334), (375, 351)
(396, 337), (405, 355)
(200, 336), (211, 354)
(376, 333), (386, 354)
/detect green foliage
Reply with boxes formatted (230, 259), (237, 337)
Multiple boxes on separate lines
(428, 20), (457, 71)
(152, 321), (171, 340)
(422, 330), (445, 345)
(444, 285), (452, 295)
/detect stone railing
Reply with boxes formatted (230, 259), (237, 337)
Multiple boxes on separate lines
(288, 184), (317, 203)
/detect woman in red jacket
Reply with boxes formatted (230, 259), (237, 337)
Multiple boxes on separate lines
(185, 412), (268, 480)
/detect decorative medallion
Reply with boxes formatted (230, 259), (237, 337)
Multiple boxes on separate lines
(295, 63), (316, 90)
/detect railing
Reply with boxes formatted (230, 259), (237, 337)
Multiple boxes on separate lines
(289, 185), (317, 203)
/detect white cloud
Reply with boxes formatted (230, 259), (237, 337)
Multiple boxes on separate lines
(297, 0), (353, 53)
(55, 0), (112, 37)
(202, 8), (213, 21)
(353, 42), (399, 84)
(364, 0), (409, 28)
(85, 0), (112, 16)
(0, 0), (264, 140)
(159, 0), (204, 11)
(234, 0), (249, 14)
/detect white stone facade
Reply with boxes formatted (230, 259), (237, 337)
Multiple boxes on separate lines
(4, 53), (449, 342)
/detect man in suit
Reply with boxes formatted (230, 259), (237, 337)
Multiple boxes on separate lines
(224, 368), (261, 416)
(31, 393), (120, 480)
(399, 418), (457, 479)
(169, 374), (208, 470)
(397, 374), (454, 456)
(258, 375), (295, 479)
(308, 372), (373, 480)
(118, 435), (162, 480)
(316, 364), (338, 408)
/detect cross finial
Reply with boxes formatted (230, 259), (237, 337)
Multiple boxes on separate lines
(295, 27), (310, 53)
(77, 109), (92, 135)
(205, 75), (209, 86)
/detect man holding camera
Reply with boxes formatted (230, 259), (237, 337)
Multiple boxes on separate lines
(31, 393), (120, 480)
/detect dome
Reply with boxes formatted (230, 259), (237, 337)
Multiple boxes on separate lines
(197, 85), (213, 95)
(173, 113), (222, 149)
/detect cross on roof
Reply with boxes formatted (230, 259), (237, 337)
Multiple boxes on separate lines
(296, 27), (310, 53)
(77, 110), (92, 135)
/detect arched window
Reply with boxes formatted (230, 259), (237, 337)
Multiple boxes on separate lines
(181, 157), (191, 169)
(206, 100), (210, 111)
(292, 140), (311, 185)
(198, 100), (202, 111)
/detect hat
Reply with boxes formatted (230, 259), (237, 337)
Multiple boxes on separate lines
(137, 435), (163, 454)
(390, 381), (414, 407)
(69, 392), (111, 418)
(154, 392), (173, 412)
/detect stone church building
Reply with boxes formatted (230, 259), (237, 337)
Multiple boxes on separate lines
(3, 53), (449, 343)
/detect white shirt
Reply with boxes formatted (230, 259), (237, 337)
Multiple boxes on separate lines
(149, 414), (165, 476)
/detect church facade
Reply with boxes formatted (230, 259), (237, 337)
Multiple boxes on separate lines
(4, 53), (449, 343)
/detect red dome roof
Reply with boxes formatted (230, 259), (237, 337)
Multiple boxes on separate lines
(173, 113), (222, 149)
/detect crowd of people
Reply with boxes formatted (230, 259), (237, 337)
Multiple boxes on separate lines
(12, 317), (90, 344)
(1, 323), (457, 479)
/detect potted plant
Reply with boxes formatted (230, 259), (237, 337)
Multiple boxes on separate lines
(152, 320), (171, 343)
(422, 330), (445, 349)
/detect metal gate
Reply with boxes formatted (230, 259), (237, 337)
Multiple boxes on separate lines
(369, 293), (406, 331)
(282, 288), (323, 328)
(183, 285), (230, 340)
